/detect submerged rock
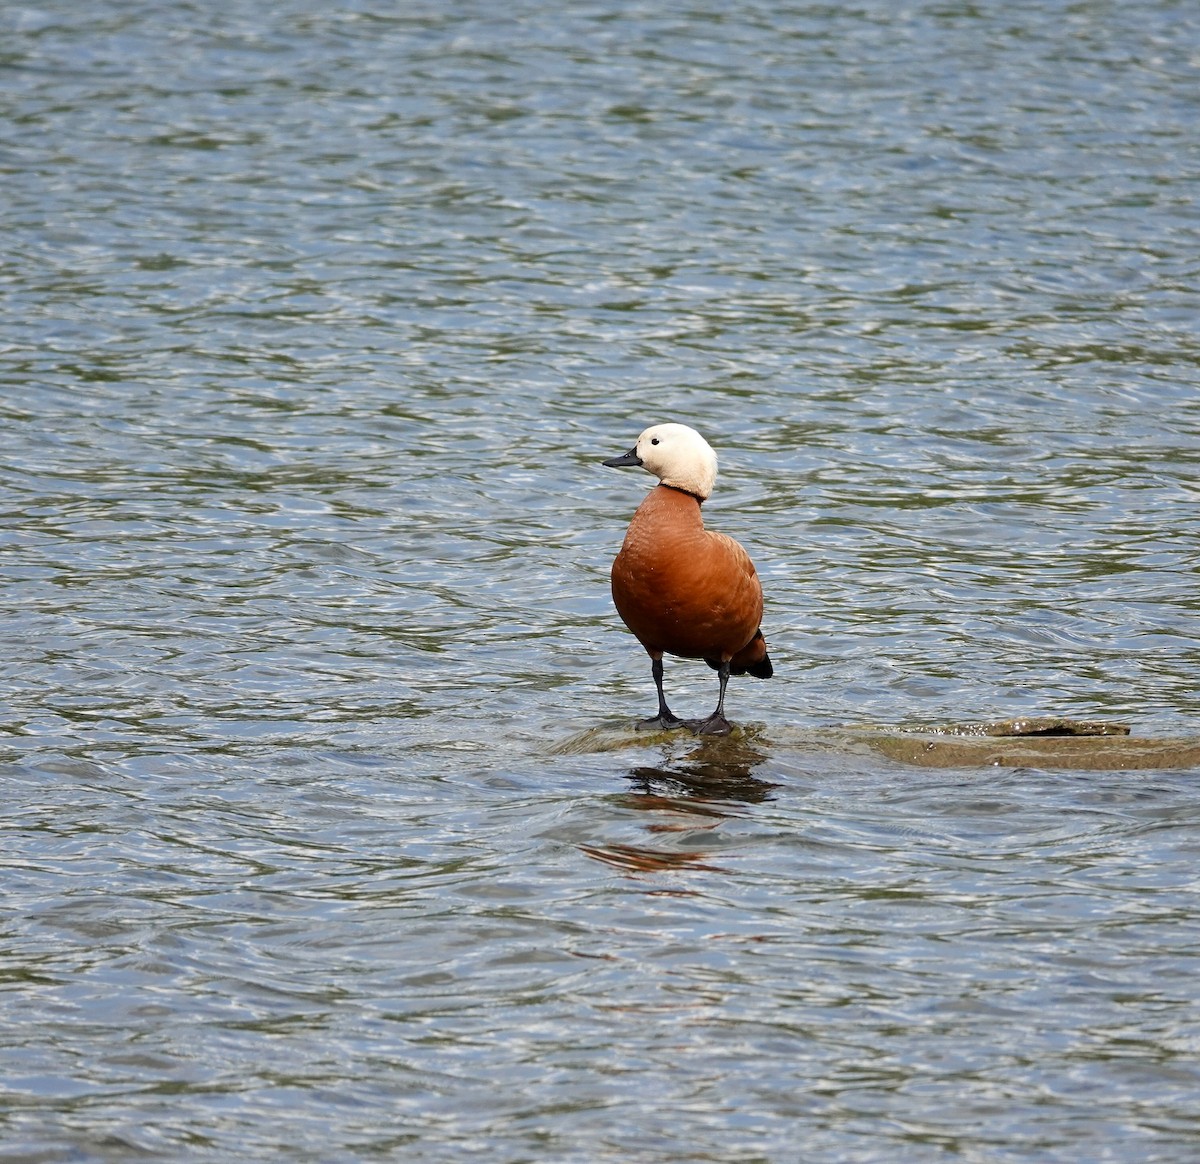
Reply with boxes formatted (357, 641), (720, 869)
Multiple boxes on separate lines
(557, 719), (1200, 772)
(868, 731), (1200, 772)
(927, 717), (1131, 738)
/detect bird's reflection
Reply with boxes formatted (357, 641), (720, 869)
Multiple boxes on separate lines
(581, 736), (777, 874)
(578, 841), (722, 874)
(623, 735), (777, 806)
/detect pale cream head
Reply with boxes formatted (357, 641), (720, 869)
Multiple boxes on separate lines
(632, 422), (719, 500)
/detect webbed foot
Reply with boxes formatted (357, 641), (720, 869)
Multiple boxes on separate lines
(691, 713), (733, 737)
(636, 712), (687, 732)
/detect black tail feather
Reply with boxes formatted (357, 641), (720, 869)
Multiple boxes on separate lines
(708, 629), (773, 680)
(747, 653), (773, 680)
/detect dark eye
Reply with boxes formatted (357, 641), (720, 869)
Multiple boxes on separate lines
(651, 437), (660, 445)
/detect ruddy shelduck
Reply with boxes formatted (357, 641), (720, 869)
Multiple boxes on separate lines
(602, 422), (772, 735)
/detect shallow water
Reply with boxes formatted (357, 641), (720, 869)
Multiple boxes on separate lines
(2, 1), (1200, 1160)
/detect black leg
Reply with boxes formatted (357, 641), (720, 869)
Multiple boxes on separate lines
(694, 660), (733, 736)
(637, 656), (685, 731)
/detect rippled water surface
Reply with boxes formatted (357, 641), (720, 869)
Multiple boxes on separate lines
(3, 1), (1200, 1160)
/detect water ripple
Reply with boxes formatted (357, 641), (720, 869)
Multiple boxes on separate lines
(2, 0), (1199, 1159)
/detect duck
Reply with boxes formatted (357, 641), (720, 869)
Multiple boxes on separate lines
(602, 422), (772, 736)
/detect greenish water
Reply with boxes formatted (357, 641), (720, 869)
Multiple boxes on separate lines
(2, 1), (1199, 1160)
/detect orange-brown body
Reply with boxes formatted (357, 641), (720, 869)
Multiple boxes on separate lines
(610, 484), (770, 675)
